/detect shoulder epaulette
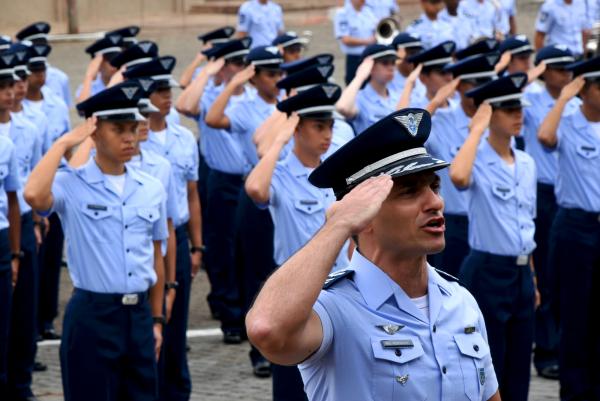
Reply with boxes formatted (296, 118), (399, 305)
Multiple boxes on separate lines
(323, 269), (355, 289)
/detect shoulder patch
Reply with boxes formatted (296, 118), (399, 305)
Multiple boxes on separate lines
(434, 268), (463, 285)
(323, 269), (355, 289)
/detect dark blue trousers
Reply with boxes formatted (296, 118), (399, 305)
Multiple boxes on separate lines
(37, 212), (64, 332)
(532, 183), (559, 371)
(459, 250), (535, 401)
(272, 364), (308, 401)
(549, 207), (600, 401)
(344, 55), (361, 86)
(432, 213), (469, 277)
(8, 213), (39, 399)
(0, 228), (11, 395)
(197, 150), (211, 252)
(204, 170), (244, 329)
(161, 225), (192, 401)
(60, 289), (157, 401)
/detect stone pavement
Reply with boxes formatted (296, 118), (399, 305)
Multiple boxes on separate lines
(31, 3), (562, 400)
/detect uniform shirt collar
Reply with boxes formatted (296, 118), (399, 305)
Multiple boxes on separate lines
(455, 104), (471, 129)
(79, 157), (144, 185)
(573, 107), (591, 130)
(284, 150), (317, 178)
(140, 148), (159, 166)
(363, 83), (390, 105)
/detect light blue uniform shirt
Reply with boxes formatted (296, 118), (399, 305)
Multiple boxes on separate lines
(406, 14), (454, 49)
(458, 0), (501, 42)
(555, 108), (600, 212)
(237, 0), (284, 48)
(535, 0), (591, 56)
(427, 104), (471, 216)
(0, 136), (21, 231)
(15, 104), (48, 151)
(43, 159), (168, 293)
(463, 140), (537, 256)
(226, 92), (277, 166)
(200, 80), (253, 175)
(388, 70), (427, 102)
(75, 74), (106, 99)
(142, 123), (199, 228)
(334, 4), (378, 56)
(299, 251), (499, 401)
(523, 87), (581, 185)
(24, 88), (70, 154)
(352, 83), (400, 135)
(323, 118), (355, 160)
(366, 0), (399, 20)
(45, 65), (72, 107)
(497, 0), (517, 35)
(3, 113), (42, 215)
(263, 151), (349, 268)
(167, 107), (181, 126)
(438, 9), (473, 50)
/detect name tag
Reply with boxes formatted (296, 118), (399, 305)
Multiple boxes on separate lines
(464, 326), (476, 334)
(381, 339), (414, 349)
(87, 204), (108, 211)
(299, 199), (318, 206)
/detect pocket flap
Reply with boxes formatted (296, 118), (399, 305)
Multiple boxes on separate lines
(81, 204), (112, 220)
(371, 335), (424, 364)
(491, 184), (515, 201)
(576, 144), (599, 159)
(137, 207), (160, 222)
(294, 199), (324, 215)
(454, 333), (490, 359)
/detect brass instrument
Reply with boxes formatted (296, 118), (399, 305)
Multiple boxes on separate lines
(376, 18), (400, 45)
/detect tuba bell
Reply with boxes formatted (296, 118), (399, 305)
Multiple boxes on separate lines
(376, 18), (400, 45)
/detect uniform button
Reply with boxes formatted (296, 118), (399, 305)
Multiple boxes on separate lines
(433, 325), (437, 333)
(125, 225), (128, 229)
(128, 272), (132, 277)
(149, 214), (153, 218)
(122, 202), (126, 206)
(473, 344), (480, 352)
(442, 366), (447, 374)
(395, 349), (402, 356)
(94, 212), (98, 216)
(126, 249), (130, 253)
(307, 207), (311, 211)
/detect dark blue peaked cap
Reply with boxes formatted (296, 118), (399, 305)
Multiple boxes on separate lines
(498, 34), (533, 55)
(8, 43), (32, 77)
(277, 83), (341, 119)
(466, 73), (530, 108)
(361, 44), (397, 61)
(392, 32), (423, 50)
(16, 22), (50, 42)
(122, 56), (179, 89)
(567, 56), (600, 81)
(0, 50), (19, 81)
(27, 43), (51, 71)
(276, 63), (334, 92)
(534, 44), (575, 67)
(455, 38), (498, 60)
(198, 26), (235, 44)
(309, 108), (449, 198)
(272, 32), (309, 48)
(246, 46), (283, 68)
(85, 34), (123, 58)
(408, 41), (455, 70)
(111, 41), (158, 69)
(444, 53), (500, 81)
(105, 26), (140, 45)
(0, 35), (12, 51)
(202, 38), (252, 60)
(281, 53), (334, 74)
(128, 78), (160, 114)
(76, 81), (146, 121)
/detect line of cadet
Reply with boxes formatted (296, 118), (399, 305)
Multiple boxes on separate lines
(0, 0), (598, 400)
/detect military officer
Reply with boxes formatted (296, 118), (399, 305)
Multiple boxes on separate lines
(272, 32), (309, 63)
(534, 0), (591, 57)
(236, 0), (284, 48)
(406, 0), (454, 50)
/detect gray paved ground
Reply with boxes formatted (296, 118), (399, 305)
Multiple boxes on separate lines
(31, 3), (560, 400)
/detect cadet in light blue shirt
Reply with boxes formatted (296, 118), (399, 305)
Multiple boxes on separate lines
(497, 0), (517, 36)
(458, 0), (502, 43)
(236, 0), (284, 48)
(537, 56), (600, 400)
(246, 108), (500, 401)
(406, 0), (454, 49)
(535, 0), (591, 57)
(336, 44), (400, 135)
(389, 33), (427, 99)
(334, 0), (378, 84)
(75, 34), (123, 103)
(24, 81), (167, 401)
(438, 0), (474, 50)
(451, 74), (537, 401)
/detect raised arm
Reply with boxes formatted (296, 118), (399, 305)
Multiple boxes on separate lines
(425, 77), (459, 115)
(246, 174), (393, 365)
(245, 113), (298, 204)
(76, 55), (103, 103)
(537, 76), (585, 148)
(205, 64), (255, 129)
(335, 57), (374, 119)
(450, 103), (491, 188)
(396, 63), (423, 110)
(254, 111), (288, 158)
(179, 51), (208, 89)
(176, 58), (224, 118)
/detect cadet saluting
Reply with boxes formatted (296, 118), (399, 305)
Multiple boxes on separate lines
(246, 109), (500, 401)
(24, 81), (168, 401)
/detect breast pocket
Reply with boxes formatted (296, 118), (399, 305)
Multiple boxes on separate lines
(175, 157), (194, 181)
(575, 142), (599, 174)
(371, 335), (427, 400)
(491, 183), (515, 201)
(80, 204), (115, 244)
(454, 333), (490, 401)
(293, 199), (324, 215)
(129, 207), (160, 233)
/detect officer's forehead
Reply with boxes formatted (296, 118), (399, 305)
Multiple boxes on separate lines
(391, 171), (439, 189)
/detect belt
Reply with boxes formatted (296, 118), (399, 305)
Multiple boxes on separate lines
(560, 207), (600, 223)
(73, 288), (149, 306)
(471, 250), (531, 266)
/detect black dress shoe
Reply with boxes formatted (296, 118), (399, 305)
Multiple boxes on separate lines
(253, 359), (272, 378)
(42, 329), (61, 340)
(223, 330), (242, 344)
(538, 364), (559, 380)
(33, 361), (47, 372)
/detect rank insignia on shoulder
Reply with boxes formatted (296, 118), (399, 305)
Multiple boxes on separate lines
(323, 269), (354, 289)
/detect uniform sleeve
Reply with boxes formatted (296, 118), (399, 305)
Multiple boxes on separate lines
(185, 132), (200, 182)
(4, 144), (21, 192)
(508, 0), (517, 17)
(535, 1), (554, 33)
(276, 5), (284, 32)
(153, 186), (169, 241)
(237, 2), (252, 32)
(165, 168), (179, 221)
(45, 169), (70, 215)
(225, 102), (248, 134)
(300, 296), (334, 366)
(334, 9), (350, 39)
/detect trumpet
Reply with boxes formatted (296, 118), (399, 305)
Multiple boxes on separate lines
(376, 18), (400, 45)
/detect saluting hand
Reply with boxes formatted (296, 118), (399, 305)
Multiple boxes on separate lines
(355, 57), (375, 82)
(326, 175), (393, 235)
(559, 75), (585, 101)
(495, 51), (512, 73)
(469, 103), (493, 134)
(276, 112), (300, 145)
(431, 77), (459, 106)
(58, 117), (97, 149)
(204, 57), (225, 76)
(406, 63), (423, 86)
(85, 54), (104, 80)
(231, 64), (256, 88)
